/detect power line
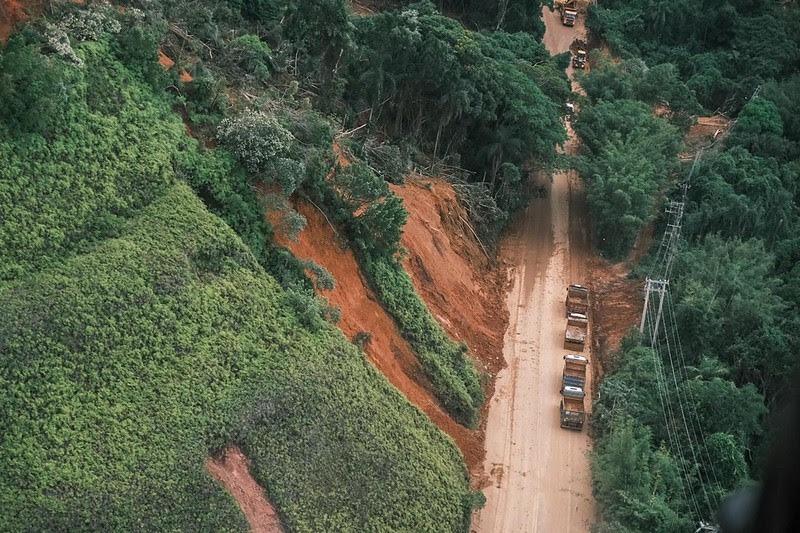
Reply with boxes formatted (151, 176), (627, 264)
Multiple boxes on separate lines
(636, 115), (730, 527)
(665, 292), (724, 501)
(645, 295), (701, 518)
(659, 307), (716, 518)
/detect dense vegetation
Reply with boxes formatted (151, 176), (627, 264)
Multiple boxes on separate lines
(588, 0), (800, 111)
(573, 97), (682, 258)
(345, 2), (567, 212)
(584, 1), (800, 531)
(0, 7), (486, 530)
(1, 0), (568, 526)
(0, 184), (475, 531)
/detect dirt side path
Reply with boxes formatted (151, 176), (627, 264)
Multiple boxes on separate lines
(472, 8), (595, 532)
(206, 447), (284, 533)
(276, 200), (484, 469)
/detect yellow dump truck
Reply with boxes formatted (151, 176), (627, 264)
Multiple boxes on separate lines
(564, 312), (588, 350)
(557, 0), (578, 26)
(565, 283), (589, 317)
(560, 386), (586, 430)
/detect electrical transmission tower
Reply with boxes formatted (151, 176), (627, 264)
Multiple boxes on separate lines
(639, 278), (669, 345)
(656, 199), (684, 279)
(639, 147), (723, 531)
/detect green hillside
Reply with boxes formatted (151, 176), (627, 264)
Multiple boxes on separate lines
(0, 35), (472, 533)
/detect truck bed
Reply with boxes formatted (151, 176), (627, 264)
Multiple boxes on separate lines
(566, 285), (589, 316)
(564, 325), (586, 348)
(560, 397), (585, 429)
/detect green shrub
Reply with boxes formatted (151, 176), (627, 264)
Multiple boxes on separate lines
(574, 99), (681, 259)
(0, 185), (474, 532)
(0, 38), (475, 531)
(363, 254), (483, 427)
(227, 33), (273, 81)
(0, 40), (188, 281)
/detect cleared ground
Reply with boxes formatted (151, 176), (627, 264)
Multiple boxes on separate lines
(472, 8), (595, 532)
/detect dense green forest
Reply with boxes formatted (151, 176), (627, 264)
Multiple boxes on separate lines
(0, 0), (567, 530)
(581, 1), (800, 531)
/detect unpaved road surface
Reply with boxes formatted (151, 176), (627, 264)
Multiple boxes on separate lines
(472, 8), (594, 533)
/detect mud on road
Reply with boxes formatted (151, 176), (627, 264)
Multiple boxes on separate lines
(472, 7), (595, 532)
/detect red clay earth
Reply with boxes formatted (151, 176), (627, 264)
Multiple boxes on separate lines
(206, 446), (284, 533)
(390, 177), (509, 459)
(587, 260), (642, 381)
(275, 197), (489, 472)
(0, 0), (28, 43)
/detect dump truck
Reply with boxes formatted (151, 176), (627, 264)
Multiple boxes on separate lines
(557, 0), (578, 26)
(564, 312), (588, 350)
(561, 354), (588, 393)
(572, 49), (587, 69)
(560, 386), (586, 430)
(565, 283), (589, 316)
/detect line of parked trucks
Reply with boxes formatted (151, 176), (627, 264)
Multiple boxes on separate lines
(560, 284), (590, 430)
(557, 0), (588, 70)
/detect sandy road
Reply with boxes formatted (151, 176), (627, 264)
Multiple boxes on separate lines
(472, 8), (594, 533)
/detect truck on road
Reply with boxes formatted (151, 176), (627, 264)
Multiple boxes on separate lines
(564, 312), (588, 350)
(561, 354), (588, 392)
(560, 386), (586, 430)
(572, 49), (587, 69)
(557, 0), (578, 26)
(566, 284), (589, 316)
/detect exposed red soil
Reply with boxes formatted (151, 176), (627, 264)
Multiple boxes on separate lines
(390, 177), (509, 423)
(684, 114), (732, 156)
(158, 49), (175, 70)
(587, 260), (642, 381)
(206, 446), (284, 533)
(392, 177), (511, 485)
(274, 198), (485, 472)
(348, 0), (375, 15)
(348, 0), (396, 15)
(0, 0), (29, 44)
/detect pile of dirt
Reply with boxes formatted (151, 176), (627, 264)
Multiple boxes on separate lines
(684, 114), (732, 156)
(273, 198), (485, 472)
(157, 49), (175, 69)
(206, 446), (284, 533)
(157, 48), (193, 82)
(588, 260), (642, 380)
(390, 176), (508, 389)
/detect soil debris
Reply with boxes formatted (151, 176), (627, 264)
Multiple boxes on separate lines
(0, 0), (29, 44)
(206, 446), (284, 533)
(157, 49), (175, 70)
(390, 177), (509, 432)
(272, 198), (485, 471)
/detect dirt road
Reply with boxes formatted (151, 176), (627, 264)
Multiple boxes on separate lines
(472, 8), (595, 532)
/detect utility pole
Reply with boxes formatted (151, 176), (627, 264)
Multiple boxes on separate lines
(640, 277), (669, 345)
(658, 199), (684, 279)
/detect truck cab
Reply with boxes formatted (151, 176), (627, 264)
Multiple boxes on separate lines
(560, 386), (586, 430)
(561, 8), (577, 26)
(558, 0), (578, 26)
